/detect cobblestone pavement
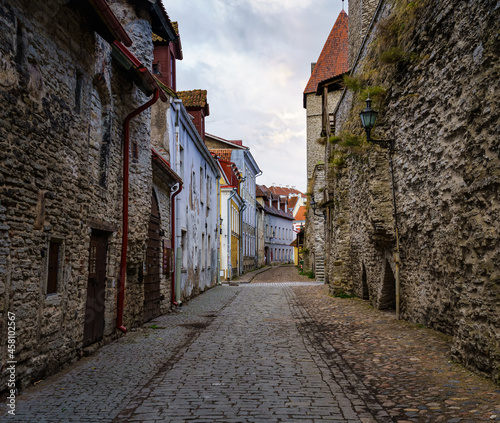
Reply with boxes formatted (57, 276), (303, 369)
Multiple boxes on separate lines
(293, 285), (500, 423)
(251, 265), (313, 283)
(1, 266), (498, 422)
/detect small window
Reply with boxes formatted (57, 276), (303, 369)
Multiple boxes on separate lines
(131, 141), (139, 160)
(152, 62), (161, 75)
(47, 241), (60, 294)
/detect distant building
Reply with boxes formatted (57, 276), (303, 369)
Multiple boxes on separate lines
(303, 10), (348, 281)
(214, 154), (244, 281)
(207, 134), (262, 273)
(256, 186), (294, 265)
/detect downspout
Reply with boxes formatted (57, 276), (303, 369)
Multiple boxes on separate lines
(117, 88), (160, 334)
(254, 206), (259, 269)
(171, 182), (183, 305)
(239, 201), (247, 275)
(254, 170), (263, 270)
(227, 188), (237, 280)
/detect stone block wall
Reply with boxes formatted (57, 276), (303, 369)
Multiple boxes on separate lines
(330, 0), (500, 382)
(0, 0), (159, 390)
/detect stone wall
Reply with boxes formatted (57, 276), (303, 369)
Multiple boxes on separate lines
(347, 0), (379, 68)
(0, 0), (161, 390)
(330, 0), (500, 382)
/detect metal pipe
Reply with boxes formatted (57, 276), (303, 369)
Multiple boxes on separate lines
(239, 201), (247, 275)
(227, 188), (237, 280)
(171, 182), (183, 304)
(117, 89), (160, 334)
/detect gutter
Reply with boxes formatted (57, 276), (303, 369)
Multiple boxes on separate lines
(171, 183), (183, 305)
(117, 89), (160, 333)
(88, 0), (133, 47)
(227, 188), (238, 280)
(114, 42), (166, 334)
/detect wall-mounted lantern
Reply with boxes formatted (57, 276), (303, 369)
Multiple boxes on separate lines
(359, 96), (394, 150)
(310, 195), (326, 221)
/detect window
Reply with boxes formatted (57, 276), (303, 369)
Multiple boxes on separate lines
(152, 62), (161, 75)
(47, 241), (60, 295)
(181, 230), (187, 269)
(200, 167), (204, 204)
(202, 233), (205, 269)
(207, 235), (211, 268)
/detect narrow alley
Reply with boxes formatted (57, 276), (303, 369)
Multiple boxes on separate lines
(1, 267), (498, 423)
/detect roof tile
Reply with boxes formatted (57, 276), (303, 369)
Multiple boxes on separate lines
(304, 11), (348, 94)
(177, 89), (208, 108)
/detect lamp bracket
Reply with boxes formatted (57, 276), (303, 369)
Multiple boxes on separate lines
(371, 139), (394, 151)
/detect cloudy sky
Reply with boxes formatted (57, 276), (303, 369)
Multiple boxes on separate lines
(164, 0), (346, 192)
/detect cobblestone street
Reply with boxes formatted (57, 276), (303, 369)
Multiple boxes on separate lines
(1, 266), (499, 422)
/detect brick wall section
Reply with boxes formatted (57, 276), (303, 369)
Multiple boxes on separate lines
(332, 0), (500, 382)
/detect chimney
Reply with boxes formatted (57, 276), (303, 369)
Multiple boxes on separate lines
(311, 62), (316, 73)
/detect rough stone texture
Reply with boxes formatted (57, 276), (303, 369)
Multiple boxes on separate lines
(305, 88), (342, 280)
(330, 0), (500, 382)
(347, 0), (379, 69)
(0, 0), (170, 391)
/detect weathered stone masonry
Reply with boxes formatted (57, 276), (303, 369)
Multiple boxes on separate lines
(329, 0), (500, 382)
(0, 0), (171, 390)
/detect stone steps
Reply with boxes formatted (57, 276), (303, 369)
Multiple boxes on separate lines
(315, 256), (325, 282)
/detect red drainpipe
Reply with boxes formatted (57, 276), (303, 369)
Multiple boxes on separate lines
(117, 88), (160, 334)
(170, 183), (183, 304)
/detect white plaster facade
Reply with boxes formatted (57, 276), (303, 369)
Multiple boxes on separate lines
(168, 99), (220, 301)
(230, 150), (262, 273)
(219, 187), (243, 280)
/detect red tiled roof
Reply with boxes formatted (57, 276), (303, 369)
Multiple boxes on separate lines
(209, 149), (233, 162)
(288, 197), (299, 209)
(304, 11), (348, 94)
(177, 89), (208, 108)
(256, 185), (267, 197)
(171, 21), (179, 35)
(295, 206), (307, 221)
(269, 186), (304, 196)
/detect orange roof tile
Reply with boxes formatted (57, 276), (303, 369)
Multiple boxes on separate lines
(209, 149), (233, 161)
(269, 186), (304, 196)
(295, 206), (307, 221)
(304, 11), (348, 95)
(177, 89), (208, 108)
(288, 197), (299, 209)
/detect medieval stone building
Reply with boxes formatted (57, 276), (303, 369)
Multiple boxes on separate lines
(325, 0), (500, 382)
(0, 0), (181, 390)
(303, 10), (348, 281)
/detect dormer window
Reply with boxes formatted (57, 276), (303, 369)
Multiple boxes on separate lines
(153, 61), (161, 75)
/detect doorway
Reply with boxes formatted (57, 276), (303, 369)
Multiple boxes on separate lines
(83, 231), (108, 347)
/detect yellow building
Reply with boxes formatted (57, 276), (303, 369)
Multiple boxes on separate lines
(213, 153), (244, 281)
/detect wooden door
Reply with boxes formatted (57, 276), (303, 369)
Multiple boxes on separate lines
(83, 232), (107, 347)
(144, 194), (162, 322)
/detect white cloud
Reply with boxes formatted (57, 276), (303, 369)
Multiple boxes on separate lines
(164, 0), (343, 192)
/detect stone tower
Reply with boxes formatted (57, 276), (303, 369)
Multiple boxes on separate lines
(303, 10), (348, 280)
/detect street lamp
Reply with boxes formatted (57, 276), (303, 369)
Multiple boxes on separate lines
(359, 95), (400, 319)
(359, 96), (393, 150)
(310, 195), (326, 220)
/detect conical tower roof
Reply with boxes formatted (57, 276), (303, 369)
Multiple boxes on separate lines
(304, 10), (348, 95)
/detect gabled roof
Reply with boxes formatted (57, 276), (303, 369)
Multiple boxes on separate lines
(304, 10), (348, 98)
(205, 133), (247, 150)
(295, 206), (307, 221)
(177, 89), (208, 108)
(269, 186), (304, 196)
(288, 197), (299, 209)
(256, 185), (268, 198)
(209, 149), (233, 162)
